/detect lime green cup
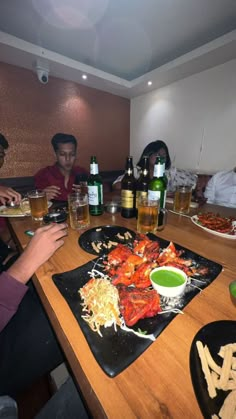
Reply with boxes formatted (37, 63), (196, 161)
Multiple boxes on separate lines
(229, 281), (236, 306)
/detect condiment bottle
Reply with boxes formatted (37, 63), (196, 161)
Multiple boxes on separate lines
(87, 156), (103, 215)
(121, 156), (136, 218)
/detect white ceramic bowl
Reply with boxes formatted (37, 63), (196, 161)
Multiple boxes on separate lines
(150, 266), (187, 298)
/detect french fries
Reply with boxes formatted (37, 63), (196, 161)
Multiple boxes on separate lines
(91, 231), (133, 253)
(196, 340), (236, 418)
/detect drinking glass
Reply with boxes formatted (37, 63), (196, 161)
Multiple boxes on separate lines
(20, 198), (31, 216)
(27, 190), (48, 220)
(137, 197), (159, 234)
(173, 185), (192, 214)
(68, 193), (90, 230)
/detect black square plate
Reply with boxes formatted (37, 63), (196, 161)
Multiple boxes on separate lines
(53, 234), (222, 377)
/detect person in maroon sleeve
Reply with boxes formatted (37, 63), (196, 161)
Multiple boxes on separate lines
(0, 223), (68, 397)
(34, 133), (87, 201)
(0, 134), (21, 205)
(0, 134), (22, 266)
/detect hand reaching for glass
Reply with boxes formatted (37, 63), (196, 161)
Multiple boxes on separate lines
(7, 223), (68, 284)
(43, 186), (61, 200)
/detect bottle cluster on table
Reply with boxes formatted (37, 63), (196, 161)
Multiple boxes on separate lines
(120, 155), (168, 230)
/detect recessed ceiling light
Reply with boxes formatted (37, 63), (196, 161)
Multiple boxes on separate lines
(148, 81), (152, 86)
(82, 74), (87, 80)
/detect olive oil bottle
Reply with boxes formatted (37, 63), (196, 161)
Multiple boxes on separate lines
(121, 156), (136, 218)
(87, 156), (103, 215)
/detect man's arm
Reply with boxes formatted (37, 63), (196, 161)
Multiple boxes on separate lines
(0, 272), (28, 332)
(0, 223), (68, 332)
(34, 168), (61, 200)
(34, 167), (51, 190)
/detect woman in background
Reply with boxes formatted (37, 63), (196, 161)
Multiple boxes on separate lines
(113, 140), (197, 192)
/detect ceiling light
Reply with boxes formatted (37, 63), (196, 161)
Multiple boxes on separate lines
(148, 81), (152, 86)
(82, 74), (87, 80)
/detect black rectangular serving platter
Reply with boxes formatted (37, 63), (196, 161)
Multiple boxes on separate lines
(52, 233), (222, 378)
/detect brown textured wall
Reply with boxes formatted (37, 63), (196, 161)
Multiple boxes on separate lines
(0, 62), (130, 178)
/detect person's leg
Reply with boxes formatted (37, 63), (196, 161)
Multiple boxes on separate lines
(35, 377), (90, 419)
(0, 281), (64, 398)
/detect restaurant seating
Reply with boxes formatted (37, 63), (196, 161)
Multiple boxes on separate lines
(0, 170), (124, 195)
(0, 171), (212, 198)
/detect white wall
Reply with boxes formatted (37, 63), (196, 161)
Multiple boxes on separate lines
(130, 59), (236, 174)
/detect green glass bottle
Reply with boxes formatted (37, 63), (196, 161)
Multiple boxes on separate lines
(121, 156), (136, 218)
(148, 156), (168, 228)
(135, 156), (149, 214)
(88, 156), (103, 216)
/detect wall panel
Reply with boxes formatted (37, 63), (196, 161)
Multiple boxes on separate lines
(0, 62), (130, 177)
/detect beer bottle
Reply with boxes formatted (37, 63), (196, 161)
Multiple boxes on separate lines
(121, 156), (136, 218)
(88, 156), (103, 216)
(135, 156), (149, 213)
(148, 156), (168, 228)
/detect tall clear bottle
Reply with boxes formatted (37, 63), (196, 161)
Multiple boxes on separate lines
(135, 156), (149, 215)
(148, 156), (168, 229)
(88, 156), (103, 216)
(121, 156), (136, 218)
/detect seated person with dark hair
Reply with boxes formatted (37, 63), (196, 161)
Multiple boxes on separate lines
(113, 140), (197, 192)
(34, 133), (87, 201)
(204, 167), (236, 208)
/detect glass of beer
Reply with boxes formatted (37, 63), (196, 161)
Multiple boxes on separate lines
(68, 193), (90, 230)
(173, 185), (192, 214)
(28, 190), (48, 221)
(137, 197), (159, 234)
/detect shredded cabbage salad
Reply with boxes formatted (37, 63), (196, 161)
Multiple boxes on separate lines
(79, 278), (121, 337)
(79, 275), (156, 341)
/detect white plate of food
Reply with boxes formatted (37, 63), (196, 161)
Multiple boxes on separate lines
(191, 213), (236, 240)
(0, 201), (53, 217)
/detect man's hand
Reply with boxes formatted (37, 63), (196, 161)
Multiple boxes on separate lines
(43, 186), (61, 200)
(7, 223), (68, 284)
(72, 183), (88, 194)
(0, 186), (21, 205)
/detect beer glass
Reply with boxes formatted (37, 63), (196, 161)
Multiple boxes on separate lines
(68, 193), (90, 230)
(27, 190), (48, 221)
(137, 197), (159, 234)
(173, 185), (192, 214)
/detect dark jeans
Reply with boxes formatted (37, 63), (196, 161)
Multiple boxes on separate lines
(0, 281), (64, 398)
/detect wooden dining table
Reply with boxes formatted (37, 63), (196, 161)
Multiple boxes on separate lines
(7, 200), (236, 419)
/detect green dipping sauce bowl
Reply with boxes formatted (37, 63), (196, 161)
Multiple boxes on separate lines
(150, 266), (187, 297)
